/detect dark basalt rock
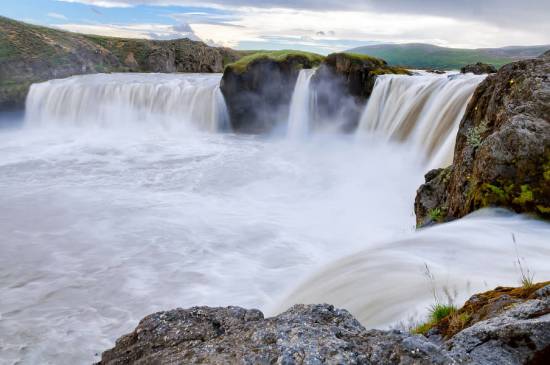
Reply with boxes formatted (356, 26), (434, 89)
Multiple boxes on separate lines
(99, 284), (550, 365)
(310, 53), (411, 132)
(415, 51), (550, 226)
(220, 55), (319, 133)
(460, 62), (498, 75)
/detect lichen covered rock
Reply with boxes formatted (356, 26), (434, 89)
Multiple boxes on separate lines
(416, 51), (550, 226)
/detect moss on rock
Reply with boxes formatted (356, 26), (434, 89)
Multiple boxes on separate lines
(225, 50), (325, 74)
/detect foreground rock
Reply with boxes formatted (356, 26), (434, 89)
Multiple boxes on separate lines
(415, 50), (550, 226)
(311, 53), (410, 131)
(220, 51), (324, 133)
(99, 283), (550, 365)
(460, 62), (497, 75)
(0, 16), (241, 110)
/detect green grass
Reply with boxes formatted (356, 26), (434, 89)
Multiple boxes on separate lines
(340, 52), (386, 66)
(412, 303), (457, 335)
(226, 50), (325, 73)
(346, 43), (546, 70)
(428, 207), (444, 222)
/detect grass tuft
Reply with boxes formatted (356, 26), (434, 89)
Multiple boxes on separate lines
(512, 234), (535, 289)
(226, 50), (325, 73)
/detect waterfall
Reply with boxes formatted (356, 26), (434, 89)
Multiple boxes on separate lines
(275, 211), (550, 328)
(25, 73), (230, 132)
(287, 69), (316, 138)
(358, 73), (485, 168)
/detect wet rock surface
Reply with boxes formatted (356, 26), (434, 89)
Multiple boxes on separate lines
(416, 51), (550, 226)
(460, 62), (498, 75)
(99, 284), (550, 365)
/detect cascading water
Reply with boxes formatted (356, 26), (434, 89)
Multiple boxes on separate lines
(25, 73), (230, 132)
(287, 69), (316, 138)
(357, 73), (485, 169)
(274, 210), (550, 328)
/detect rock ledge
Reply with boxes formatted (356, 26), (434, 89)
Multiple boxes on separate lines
(99, 284), (550, 365)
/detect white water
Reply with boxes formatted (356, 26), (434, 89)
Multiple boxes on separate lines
(358, 73), (485, 169)
(1, 73), (549, 364)
(25, 73), (229, 132)
(287, 69), (315, 138)
(276, 210), (550, 328)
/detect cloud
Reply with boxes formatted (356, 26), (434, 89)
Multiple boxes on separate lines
(55, 22), (200, 41)
(53, 0), (550, 50)
(58, 0), (133, 7)
(47, 12), (68, 20)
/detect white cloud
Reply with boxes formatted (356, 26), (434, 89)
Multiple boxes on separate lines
(57, 0), (133, 8)
(55, 22), (199, 41)
(52, 1), (550, 49)
(47, 12), (68, 20)
(188, 7), (549, 50)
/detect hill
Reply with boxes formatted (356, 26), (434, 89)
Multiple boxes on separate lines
(0, 16), (242, 110)
(347, 43), (549, 70)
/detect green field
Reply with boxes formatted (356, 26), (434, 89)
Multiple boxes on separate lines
(347, 43), (549, 70)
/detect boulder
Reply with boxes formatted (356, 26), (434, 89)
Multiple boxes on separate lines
(460, 62), (498, 75)
(98, 304), (453, 365)
(445, 283), (550, 365)
(310, 53), (411, 131)
(220, 52), (323, 133)
(99, 283), (550, 365)
(415, 51), (550, 226)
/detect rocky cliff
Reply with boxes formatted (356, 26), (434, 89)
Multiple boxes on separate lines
(415, 50), (550, 227)
(0, 16), (241, 110)
(99, 283), (550, 364)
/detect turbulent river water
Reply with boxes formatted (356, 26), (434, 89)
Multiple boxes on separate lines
(1, 73), (549, 364)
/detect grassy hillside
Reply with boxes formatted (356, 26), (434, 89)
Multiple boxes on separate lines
(0, 16), (243, 110)
(347, 43), (549, 70)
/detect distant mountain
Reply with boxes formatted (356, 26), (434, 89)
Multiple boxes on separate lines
(347, 43), (549, 70)
(0, 16), (242, 110)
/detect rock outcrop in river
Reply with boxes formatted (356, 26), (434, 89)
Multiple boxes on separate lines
(416, 50), (550, 226)
(220, 51), (324, 133)
(99, 283), (550, 364)
(0, 16), (241, 110)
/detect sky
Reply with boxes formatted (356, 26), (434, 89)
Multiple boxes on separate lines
(2, 0), (549, 53)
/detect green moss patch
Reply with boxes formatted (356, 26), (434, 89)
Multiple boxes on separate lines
(226, 50), (325, 73)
